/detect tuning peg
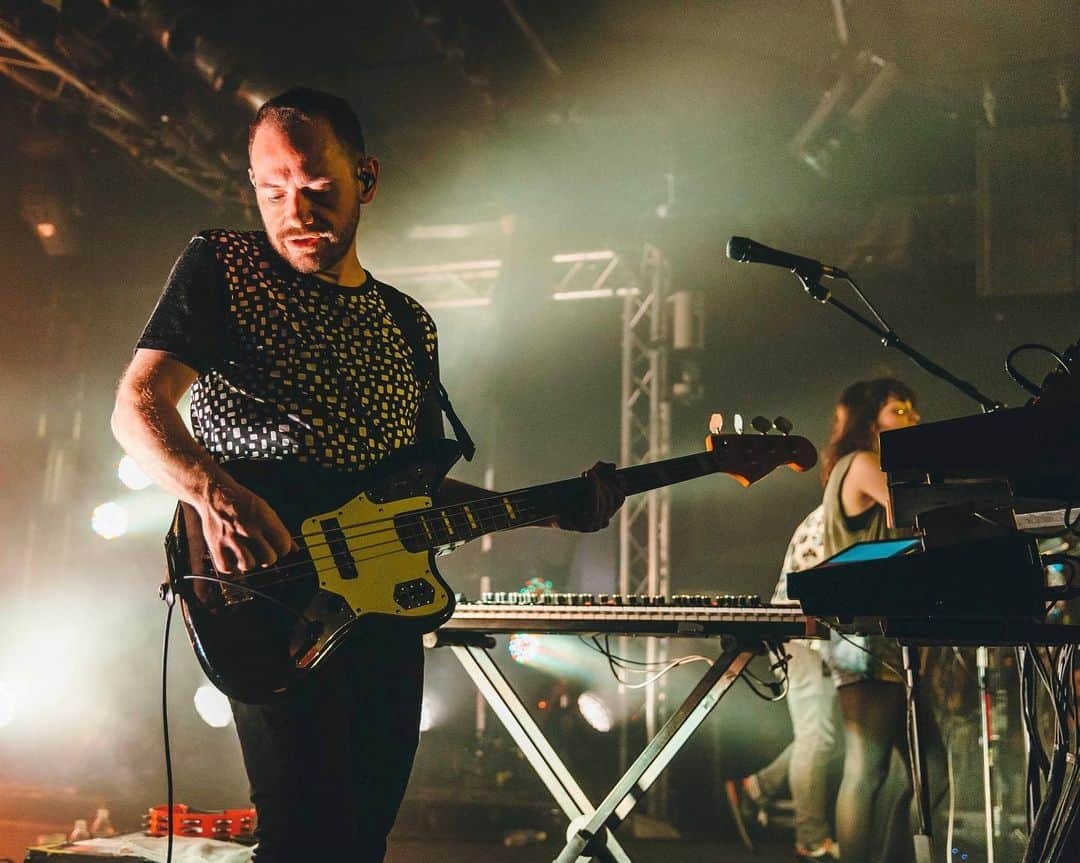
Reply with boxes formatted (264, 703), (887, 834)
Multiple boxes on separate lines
(733, 413), (744, 435)
(709, 412), (723, 435)
(751, 416), (773, 434)
(773, 416), (794, 436)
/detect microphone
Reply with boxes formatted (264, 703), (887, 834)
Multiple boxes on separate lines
(726, 236), (847, 280)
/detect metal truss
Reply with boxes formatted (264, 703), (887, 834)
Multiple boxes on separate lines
(0, 18), (247, 203)
(375, 259), (503, 309)
(616, 244), (674, 818)
(550, 249), (639, 301)
(549, 247), (674, 799)
(389, 243), (677, 819)
(618, 244), (671, 602)
(0, 24), (138, 122)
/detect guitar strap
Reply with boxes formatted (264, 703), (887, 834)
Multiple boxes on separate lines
(376, 282), (476, 461)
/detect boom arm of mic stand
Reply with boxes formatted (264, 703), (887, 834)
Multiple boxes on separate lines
(795, 273), (1003, 413)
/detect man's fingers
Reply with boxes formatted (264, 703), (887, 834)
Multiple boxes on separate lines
(227, 540), (257, 573)
(559, 461), (626, 532)
(261, 505), (295, 558)
(591, 460), (616, 480)
(247, 534), (279, 568)
(210, 534), (281, 575)
(590, 462), (624, 515)
(208, 546), (234, 575)
(570, 461), (622, 531)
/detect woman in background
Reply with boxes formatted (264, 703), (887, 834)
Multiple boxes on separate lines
(821, 378), (947, 863)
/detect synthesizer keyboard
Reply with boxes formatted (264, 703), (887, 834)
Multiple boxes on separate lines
(441, 593), (825, 638)
(880, 404), (1080, 509)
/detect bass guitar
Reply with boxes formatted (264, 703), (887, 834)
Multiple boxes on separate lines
(165, 431), (816, 702)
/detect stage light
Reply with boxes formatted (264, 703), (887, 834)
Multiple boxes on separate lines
(118, 455), (152, 490)
(790, 49), (900, 177)
(407, 223), (475, 240)
(551, 250), (615, 263)
(193, 684), (232, 728)
(577, 691), (613, 733)
(0, 681), (18, 729)
(419, 696), (437, 733)
(91, 502), (128, 540)
(20, 185), (76, 256)
(508, 633), (541, 664)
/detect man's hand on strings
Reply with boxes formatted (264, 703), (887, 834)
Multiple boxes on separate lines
(198, 481), (297, 574)
(557, 461), (627, 533)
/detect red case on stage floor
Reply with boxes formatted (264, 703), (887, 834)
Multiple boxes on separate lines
(145, 804), (255, 841)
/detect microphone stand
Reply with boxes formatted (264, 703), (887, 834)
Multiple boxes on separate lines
(795, 269), (1003, 863)
(795, 272), (1002, 413)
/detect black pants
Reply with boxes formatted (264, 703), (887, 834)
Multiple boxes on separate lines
(230, 629), (424, 862)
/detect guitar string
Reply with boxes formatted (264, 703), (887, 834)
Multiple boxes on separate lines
(179, 452), (797, 592)
(178, 493), (545, 596)
(178, 491), (561, 609)
(294, 493), (544, 566)
(176, 507), (567, 629)
(256, 444), (779, 554)
(177, 509), (562, 594)
(181, 457), (760, 590)
(181, 573), (319, 624)
(284, 509), (564, 584)
(274, 485), (553, 560)
(180, 487), (551, 591)
(232, 493), (551, 589)
(172, 453), (803, 617)
(265, 446), (743, 549)
(289, 467), (630, 570)
(272, 483), (569, 551)
(277, 453), (726, 557)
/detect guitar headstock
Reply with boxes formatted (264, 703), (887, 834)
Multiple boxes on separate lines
(705, 414), (817, 487)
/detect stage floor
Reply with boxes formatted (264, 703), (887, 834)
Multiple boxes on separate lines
(385, 837), (776, 862)
(22, 836), (783, 863)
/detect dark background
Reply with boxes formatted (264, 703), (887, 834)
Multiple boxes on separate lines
(1, 0), (1079, 845)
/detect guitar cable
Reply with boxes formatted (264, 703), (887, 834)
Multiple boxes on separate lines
(159, 582), (177, 863)
(581, 634), (789, 700)
(153, 572), (311, 863)
(1020, 643), (1076, 863)
(180, 573), (318, 627)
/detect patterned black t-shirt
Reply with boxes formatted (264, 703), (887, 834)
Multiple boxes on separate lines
(136, 229), (438, 470)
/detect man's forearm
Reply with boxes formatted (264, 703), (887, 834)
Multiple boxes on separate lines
(111, 390), (235, 509)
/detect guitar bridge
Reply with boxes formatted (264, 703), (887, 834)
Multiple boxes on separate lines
(200, 555), (255, 606)
(221, 580), (255, 606)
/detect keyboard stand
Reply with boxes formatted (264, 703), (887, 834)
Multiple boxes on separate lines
(431, 630), (758, 863)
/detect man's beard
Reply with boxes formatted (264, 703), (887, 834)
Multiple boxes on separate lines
(271, 200), (361, 275)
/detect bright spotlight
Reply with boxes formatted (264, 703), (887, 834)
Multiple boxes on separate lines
(193, 684), (233, 728)
(577, 691), (613, 733)
(0, 681), (18, 729)
(419, 696), (438, 733)
(118, 455), (152, 490)
(91, 502), (128, 540)
(508, 633), (541, 664)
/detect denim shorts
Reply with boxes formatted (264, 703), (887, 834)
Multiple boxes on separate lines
(823, 631), (905, 688)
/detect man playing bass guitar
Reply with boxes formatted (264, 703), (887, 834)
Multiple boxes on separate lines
(111, 87), (625, 863)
